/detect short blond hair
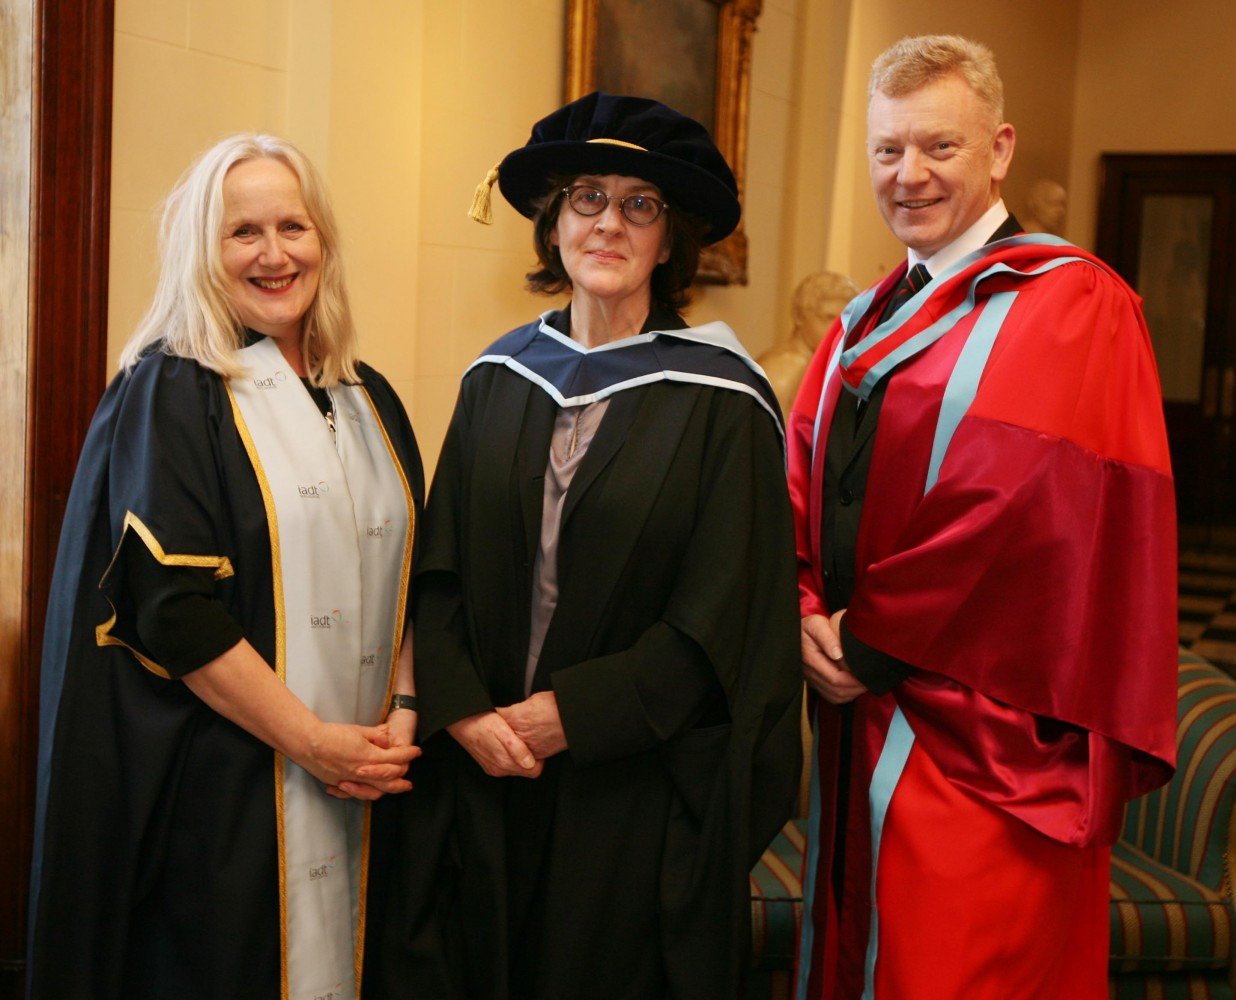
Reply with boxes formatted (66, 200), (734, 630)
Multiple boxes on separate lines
(869, 35), (1004, 129)
(118, 133), (359, 385)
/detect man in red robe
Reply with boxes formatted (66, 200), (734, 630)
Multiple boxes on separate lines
(789, 34), (1178, 999)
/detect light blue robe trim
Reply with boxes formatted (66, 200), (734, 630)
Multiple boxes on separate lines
(844, 254), (1092, 399)
(837, 233), (1070, 357)
(856, 295), (1019, 994)
(838, 283), (881, 338)
(532, 310), (766, 374)
(861, 706), (917, 1000)
(811, 339), (846, 452)
(923, 290), (1018, 494)
(795, 701), (825, 1000)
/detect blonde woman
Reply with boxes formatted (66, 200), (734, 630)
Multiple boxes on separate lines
(29, 134), (423, 1000)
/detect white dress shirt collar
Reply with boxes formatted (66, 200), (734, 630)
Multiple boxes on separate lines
(909, 199), (1010, 278)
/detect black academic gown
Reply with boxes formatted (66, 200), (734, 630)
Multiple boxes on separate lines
(369, 316), (802, 1000)
(27, 346), (424, 1000)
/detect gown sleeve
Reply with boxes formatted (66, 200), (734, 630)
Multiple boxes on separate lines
(840, 618), (911, 694)
(550, 387), (802, 775)
(94, 353), (243, 678)
(412, 384), (500, 741)
(847, 263), (1177, 845)
(786, 330), (833, 621)
(551, 623), (720, 764)
(122, 541), (245, 676)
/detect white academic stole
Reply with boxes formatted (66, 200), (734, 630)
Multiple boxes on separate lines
(227, 337), (413, 1000)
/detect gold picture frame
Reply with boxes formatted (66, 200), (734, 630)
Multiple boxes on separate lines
(565, 0), (762, 285)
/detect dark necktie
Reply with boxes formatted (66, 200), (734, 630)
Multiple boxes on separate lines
(855, 263), (931, 423)
(878, 262), (931, 324)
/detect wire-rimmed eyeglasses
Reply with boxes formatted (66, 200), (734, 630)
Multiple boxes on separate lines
(561, 185), (669, 226)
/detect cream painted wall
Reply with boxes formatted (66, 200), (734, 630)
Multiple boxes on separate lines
(110, 0), (1112, 475)
(108, 0), (421, 411)
(321, 4), (422, 414)
(109, 0), (293, 371)
(1069, 0), (1236, 250)
(409, 0), (566, 470)
(410, 0), (816, 470)
(107, 0), (872, 473)
(694, 0), (807, 359)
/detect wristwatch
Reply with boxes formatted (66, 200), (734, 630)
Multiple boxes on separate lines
(388, 693), (419, 712)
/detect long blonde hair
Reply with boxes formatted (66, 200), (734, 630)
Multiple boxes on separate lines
(118, 133), (359, 385)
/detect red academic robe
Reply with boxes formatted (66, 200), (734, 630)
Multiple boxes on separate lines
(788, 236), (1178, 999)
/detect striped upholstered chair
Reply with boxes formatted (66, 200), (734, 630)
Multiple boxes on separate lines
(746, 649), (1236, 1000)
(748, 817), (806, 999)
(1109, 650), (1236, 998)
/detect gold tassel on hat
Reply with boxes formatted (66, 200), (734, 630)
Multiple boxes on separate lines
(467, 162), (501, 224)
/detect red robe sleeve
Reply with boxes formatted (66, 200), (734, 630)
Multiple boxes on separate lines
(846, 260), (1177, 846)
(787, 328), (843, 621)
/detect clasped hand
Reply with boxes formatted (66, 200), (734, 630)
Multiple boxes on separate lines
(801, 610), (868, 705)
(300, 720), (420, 802)
(450, 692), (568, 778)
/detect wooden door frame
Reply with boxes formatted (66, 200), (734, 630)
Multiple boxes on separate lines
(1096, 152), (1236, 532)
(1096, 153), (1236, 285)
(0, 1), (114, 994)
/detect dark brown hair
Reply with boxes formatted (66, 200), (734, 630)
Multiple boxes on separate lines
(524, 177), (708, 312)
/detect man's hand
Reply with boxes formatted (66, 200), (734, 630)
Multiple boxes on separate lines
(496, 691), (568, 760)
(801, 611), (867, 704)
(447, 711), (544, 778)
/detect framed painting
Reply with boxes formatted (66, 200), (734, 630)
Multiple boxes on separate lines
(565, 0), (762, 285)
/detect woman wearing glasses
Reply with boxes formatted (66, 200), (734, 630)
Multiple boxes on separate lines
(369, 94), (802, 999)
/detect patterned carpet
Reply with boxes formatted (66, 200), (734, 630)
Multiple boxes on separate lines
(1179, 547), (1236, 676)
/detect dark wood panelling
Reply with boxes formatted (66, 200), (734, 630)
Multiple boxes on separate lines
(0, 1), (114, 995)
(0, 0), (36, 984)
(1097, 153), (1236, 534)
